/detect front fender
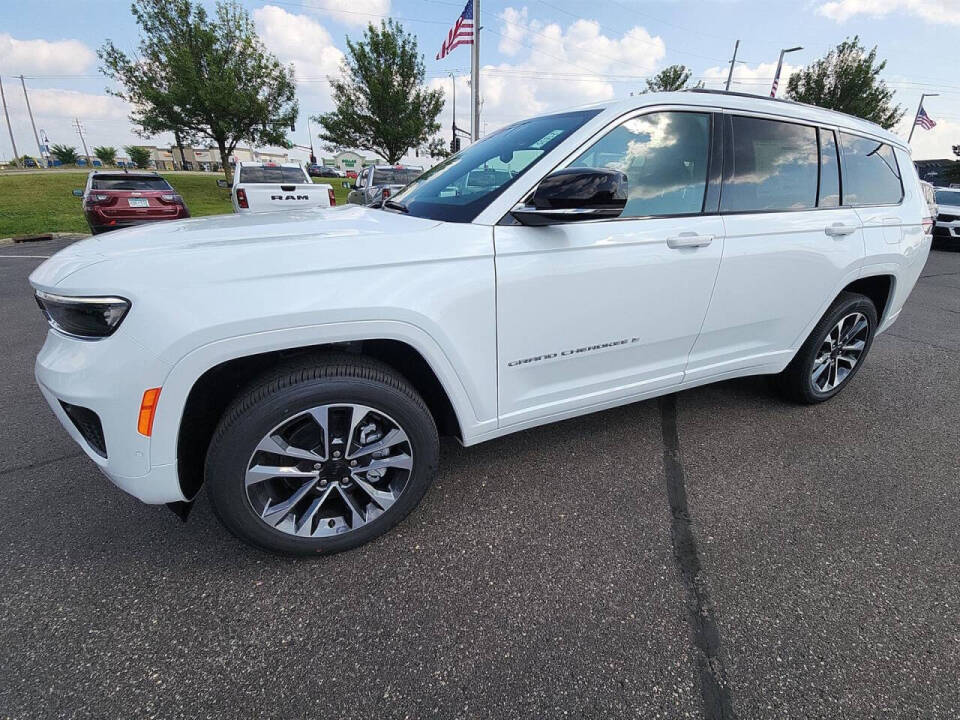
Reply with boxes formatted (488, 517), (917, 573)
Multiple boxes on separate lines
(147, 319), (498, 469)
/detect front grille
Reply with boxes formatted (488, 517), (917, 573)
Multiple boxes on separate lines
(933, 225), (952, 238)
(60, 401), (107, 458)
(938, 214), (958, 222)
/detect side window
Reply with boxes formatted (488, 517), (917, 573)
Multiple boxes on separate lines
(721, 116), (818, 212)
(818, 129), (840, 208)
(839, 133), (902, 206)
(568, 111), (711, 218)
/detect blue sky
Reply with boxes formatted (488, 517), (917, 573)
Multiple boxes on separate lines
(0, 0), (956, 162)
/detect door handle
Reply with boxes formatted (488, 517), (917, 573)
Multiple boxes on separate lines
(824, 223), (857, 237)
(666, 233), (714, 249)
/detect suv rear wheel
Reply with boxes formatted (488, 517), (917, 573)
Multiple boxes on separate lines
(777, 292), (878, 404)
(205, 354), (439, 555)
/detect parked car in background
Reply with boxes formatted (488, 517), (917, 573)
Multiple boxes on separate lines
(344, 169), (358, 179)
(73, 171), (189, 234)
(347, 164), (423, 206)
(32, 91), (931, 556)
(932, 187), (960, 248)
(308, 164), (343, 179)
(221, 162), (335, 214)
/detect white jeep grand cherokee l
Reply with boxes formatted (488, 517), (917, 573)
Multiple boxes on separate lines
(31, 91), (932, 555)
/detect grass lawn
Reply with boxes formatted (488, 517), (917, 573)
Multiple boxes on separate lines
(0, 170), (353, 237)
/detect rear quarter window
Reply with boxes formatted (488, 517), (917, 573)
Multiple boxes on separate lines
(839, 133), (902, 206)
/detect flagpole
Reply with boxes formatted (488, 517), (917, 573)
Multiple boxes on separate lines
(471, 0), (480, 141)
(908, 93), (938, 144)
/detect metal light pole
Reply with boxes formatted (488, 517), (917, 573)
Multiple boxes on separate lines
(0, 74), (22, 167)
(770, 46), (802, 98)
(724, 40), (740, 91)
(470, 0), (481, 140)
(19, 75), (45, 167)
(908, 93), (939, 143)
(449, 72), (456, 149)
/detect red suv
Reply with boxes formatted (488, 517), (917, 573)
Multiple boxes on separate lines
(74, 172), (190, 234)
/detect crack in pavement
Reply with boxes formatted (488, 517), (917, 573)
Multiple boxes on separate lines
(659, 394), (736, 720)
(0, 451), (84, 478)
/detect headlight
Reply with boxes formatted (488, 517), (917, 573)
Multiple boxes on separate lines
(35, 291), (130, 339)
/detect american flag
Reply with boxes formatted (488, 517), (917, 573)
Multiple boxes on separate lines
(915, 106), (936, 131)
(436, 0), (473, 60)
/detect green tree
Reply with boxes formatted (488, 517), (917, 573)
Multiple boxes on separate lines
(94, 146), (117, 166)
(315, 20), (444, 164)
(786, 37), (904, 129)
(124, 145), (152, 169)
(426, 137), (450, 160)
(99, 0), (298, 181)
(50, 144), (79, 165)
(643, 65), (702, 93)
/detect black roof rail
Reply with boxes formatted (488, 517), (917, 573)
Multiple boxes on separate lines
(682, 87), (801, 107)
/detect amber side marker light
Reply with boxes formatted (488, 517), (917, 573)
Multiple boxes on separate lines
(138, 388), (162, 436)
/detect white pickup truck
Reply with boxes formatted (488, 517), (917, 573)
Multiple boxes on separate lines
(223, 161), (335, 214)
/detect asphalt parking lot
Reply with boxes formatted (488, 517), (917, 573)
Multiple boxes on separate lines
(1, 237), (957, 719)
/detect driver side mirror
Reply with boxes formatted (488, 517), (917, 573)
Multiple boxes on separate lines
(511, 168), (627, 226)
(217, 179), (229, 188)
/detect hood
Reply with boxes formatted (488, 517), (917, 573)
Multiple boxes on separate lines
(938, 203), (960, 216)
(30, 204), (441, 288)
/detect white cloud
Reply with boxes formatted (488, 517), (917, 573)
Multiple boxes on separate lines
(898, 116), (960, 160)
(298, 0), (390, 28)
(701, 61), (800, 97)
(816, 0), (960, 25)
(25, 89), (129, 121)
(0, 33), (96, 75)
(498, 7), (529, 56)
(254, 5), (345, 83)
(432, 9), (665, 133)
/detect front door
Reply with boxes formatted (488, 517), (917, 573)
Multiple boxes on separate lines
(495, 110), (724, 427)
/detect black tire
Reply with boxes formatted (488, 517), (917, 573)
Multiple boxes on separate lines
(205, 353), (439, 556)
(776, 292), (878, 404)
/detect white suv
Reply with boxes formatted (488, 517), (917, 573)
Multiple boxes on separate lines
(31, 91), (932, 555)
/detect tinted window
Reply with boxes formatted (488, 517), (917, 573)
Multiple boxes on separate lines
(818, 129), (840, 208)
(839, 133), (902, 206)
(238, 166), (308, 184)
(371, 168), (422, 185)
(569, 111), (711, 217)
(936, 189), (960, 205)
(91, 175), (172, 191)
(390, 109), (602, 223)
(721, 116), (818, 212)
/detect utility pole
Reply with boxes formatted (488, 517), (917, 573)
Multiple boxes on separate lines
(471, 0), (481, 141)
(450, 72), (456, 149)
(19, 75), (44, 167)
(724, 39), (740, 92)
(908, 93), (939, 144)
(770, 47), (802, 98)
(73, 117), (92, 167)
(0, 74), (22, 167)
(306, 116), (316, 165)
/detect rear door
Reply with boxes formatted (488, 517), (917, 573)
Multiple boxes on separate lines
(687, 114), (865, 382)
(495, 110), (725, 426)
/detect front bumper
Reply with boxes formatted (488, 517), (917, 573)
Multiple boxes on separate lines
(933, 219), (960, 240)
(34, 328), (186, 504)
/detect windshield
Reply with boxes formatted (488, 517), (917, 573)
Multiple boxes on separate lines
(390, 109), (602, 222)
(239, 166), (308, 184)
(91, 175), (172, 191)
(372, 167), (422, 186)
(935, 189), (960, 206)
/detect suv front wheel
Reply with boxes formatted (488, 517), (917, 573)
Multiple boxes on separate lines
(205, 355), (439, 556)
(777, 291), (878, 404)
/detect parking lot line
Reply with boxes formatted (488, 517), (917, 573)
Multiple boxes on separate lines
(0, 254), (51, 259)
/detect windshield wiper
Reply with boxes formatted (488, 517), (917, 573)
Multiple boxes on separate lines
(383, 199), (409, 213)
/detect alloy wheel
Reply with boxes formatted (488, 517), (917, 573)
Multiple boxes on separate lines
(811, 312), (870, 393)
(244, 403), (414, 537)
